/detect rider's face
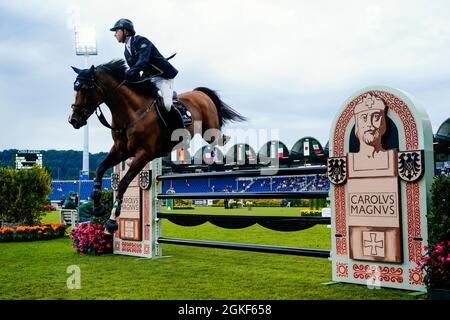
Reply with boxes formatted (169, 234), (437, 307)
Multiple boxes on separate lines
(114, 29), (126, 43)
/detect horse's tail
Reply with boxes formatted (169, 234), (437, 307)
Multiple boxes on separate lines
(194, 87), (247, 128)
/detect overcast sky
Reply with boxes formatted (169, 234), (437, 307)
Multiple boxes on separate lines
(1, 0), (449, 155)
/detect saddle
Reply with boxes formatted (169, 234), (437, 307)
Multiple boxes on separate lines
(155, 92), (193, 131)
(125, 79), (192, 131)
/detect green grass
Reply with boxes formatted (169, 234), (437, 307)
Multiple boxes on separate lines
(0, 209), (421, 300)
(163, 205), (309, 216)
(40, 210), (62, 224)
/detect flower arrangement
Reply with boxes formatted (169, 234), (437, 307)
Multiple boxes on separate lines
(69, 223), (113, 256)
(300, 210), (322, 217)
(419, 175), (450, 294)
(0, 223), (66, 242)
(42, 204), (57, 211)
(418, 239), (450, 289)
(0, 227), (14, 241)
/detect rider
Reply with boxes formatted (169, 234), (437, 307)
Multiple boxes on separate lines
(110, 18), (178, 112)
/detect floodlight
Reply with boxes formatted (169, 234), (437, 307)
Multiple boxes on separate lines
(74, 25), (97, 55)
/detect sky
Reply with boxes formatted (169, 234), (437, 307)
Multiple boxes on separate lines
(1, 0), (449, 156)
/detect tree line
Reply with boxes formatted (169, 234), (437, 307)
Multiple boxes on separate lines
(0, 149), (111, 180)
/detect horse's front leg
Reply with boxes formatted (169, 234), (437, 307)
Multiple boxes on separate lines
(91, 146), (127, 217)
(105, 151), (149, 234)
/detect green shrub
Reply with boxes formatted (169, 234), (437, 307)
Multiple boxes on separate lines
(427, 175), (450, 247)
(175, 199), (193, 206)
(308, 198), (327, 210)
(288, 199), (309, 207)
(212, 200), (225, 207)
(420, 174), (450, 290)
(212, 199), (284, 207)
(173, 206), (195, 210)
(91, 189), (114, 225)
(211, 198), (312, 207)
(0, 166), (52, 225)
(300, 210), (322, 217)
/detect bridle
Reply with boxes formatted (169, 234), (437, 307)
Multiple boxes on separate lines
(71, 69), (125, 131)
(71, 68), (158, 134)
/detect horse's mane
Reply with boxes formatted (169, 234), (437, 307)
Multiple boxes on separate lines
(97, 59), (159, 98)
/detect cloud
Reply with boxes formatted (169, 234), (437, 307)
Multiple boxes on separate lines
(0, 0), (449, 156)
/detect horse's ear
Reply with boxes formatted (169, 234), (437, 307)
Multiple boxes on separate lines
(71, 66), (82, 74)
(89, 65), (95, 73)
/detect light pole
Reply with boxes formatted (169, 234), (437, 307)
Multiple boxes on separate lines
(74, 24), (97, 179)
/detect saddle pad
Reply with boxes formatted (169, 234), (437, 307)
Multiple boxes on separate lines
(155, 95), (193, 131)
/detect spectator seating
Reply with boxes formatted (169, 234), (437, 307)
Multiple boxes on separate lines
(161, 174), (330, 194)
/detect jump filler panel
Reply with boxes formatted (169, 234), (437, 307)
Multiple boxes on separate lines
(112, 160), (161, 258)
(328, 87), (433, 291)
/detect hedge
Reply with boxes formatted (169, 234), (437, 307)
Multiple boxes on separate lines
(0, 166), (52, 225)
(427, 175), (450, 247)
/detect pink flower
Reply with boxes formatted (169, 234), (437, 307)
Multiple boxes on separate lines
(435, 245), (444, 253)
(69, 223), (112, 255)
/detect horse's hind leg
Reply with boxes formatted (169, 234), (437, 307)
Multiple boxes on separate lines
(105, 151), (149, 234)
(91, 146), (126, 217)
(201, 114), (226, 147)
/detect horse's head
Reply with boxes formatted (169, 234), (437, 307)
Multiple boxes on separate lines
(69, 65), (104, 129)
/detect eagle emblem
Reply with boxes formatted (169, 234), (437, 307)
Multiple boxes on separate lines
(398, 150), (424, 182)
(139, 170), (151, 190)
(327, 156), (347, 185)
(111, 173), (120, 191)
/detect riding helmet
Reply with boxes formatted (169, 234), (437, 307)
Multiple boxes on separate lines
(110, 18), (136, 35)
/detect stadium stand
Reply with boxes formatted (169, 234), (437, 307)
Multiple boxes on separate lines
(49, 178), (112, 202)
(161, 175), (330, 194)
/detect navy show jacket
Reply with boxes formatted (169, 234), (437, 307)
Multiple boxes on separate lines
(125, 35), (178, 79)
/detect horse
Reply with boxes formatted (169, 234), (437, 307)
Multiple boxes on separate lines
(68, 59), (246, 233)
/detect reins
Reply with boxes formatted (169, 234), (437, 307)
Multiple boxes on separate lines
(94, 79), (126, 133)
(73, 69), (158, 135)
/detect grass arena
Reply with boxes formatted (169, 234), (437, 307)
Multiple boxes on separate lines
(0, 207), (420, 300)
(2, 85), (447, 300)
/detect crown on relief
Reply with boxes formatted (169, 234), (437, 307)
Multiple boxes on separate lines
(354, 94), (386, 115)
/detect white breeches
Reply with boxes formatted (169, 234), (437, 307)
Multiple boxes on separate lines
(153, 77), (174, 111)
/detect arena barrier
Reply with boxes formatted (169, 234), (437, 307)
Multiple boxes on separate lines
(111, 159), (330, 259)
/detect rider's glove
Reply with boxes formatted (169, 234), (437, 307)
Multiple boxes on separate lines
(125, 70), (139, 82)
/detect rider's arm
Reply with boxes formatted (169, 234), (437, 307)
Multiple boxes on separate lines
(127, 37), (153, 77)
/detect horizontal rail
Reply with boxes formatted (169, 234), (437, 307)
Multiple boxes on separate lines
(157, 166), (327, 180)
(157, 212), (331, 231)
(157, 237), (330, 258)
(157, 191), (329, 199)
(158, 212), (330, 224)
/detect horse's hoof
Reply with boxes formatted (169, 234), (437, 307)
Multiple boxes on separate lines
(105, 219), (118, 234)
(111, 205), (121, 217)
(92, 204), (106, 217)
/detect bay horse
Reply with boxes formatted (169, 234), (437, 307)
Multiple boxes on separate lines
(69, 59), (246, 233)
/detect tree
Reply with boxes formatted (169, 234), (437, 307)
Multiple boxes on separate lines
(0, 166), (52, 225)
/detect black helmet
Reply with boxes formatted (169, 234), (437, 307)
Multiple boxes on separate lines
(110, 18), (135, 35)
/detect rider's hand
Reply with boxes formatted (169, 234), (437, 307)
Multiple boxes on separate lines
(125, 70), (139, 82)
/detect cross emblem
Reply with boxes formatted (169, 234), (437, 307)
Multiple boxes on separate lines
(364, 95), (376, 108)
(363, 232), (384, 256)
